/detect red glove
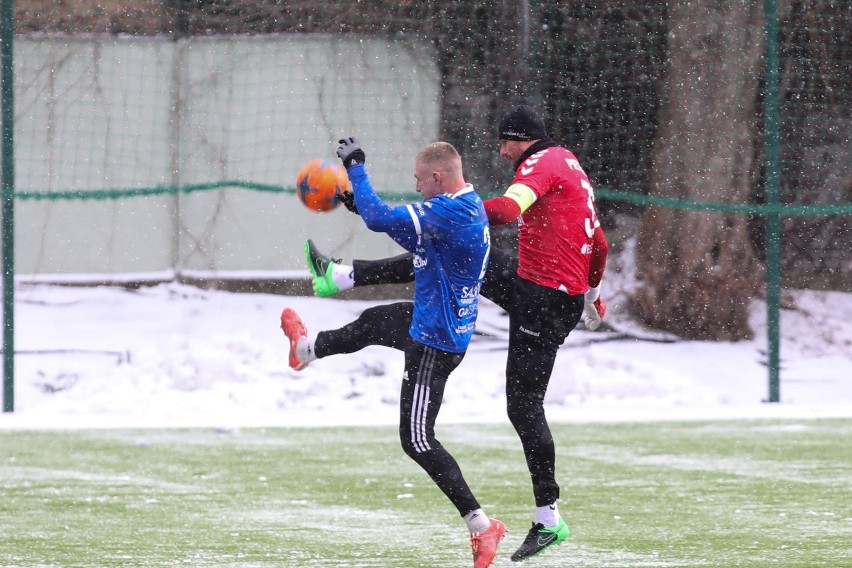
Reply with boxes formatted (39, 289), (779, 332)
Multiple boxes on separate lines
(594, 297), (606, 318)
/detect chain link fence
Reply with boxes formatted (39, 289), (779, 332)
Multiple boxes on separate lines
(12, 0), (852, 285)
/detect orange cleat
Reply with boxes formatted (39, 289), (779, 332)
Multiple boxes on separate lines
(280, 308), (308, 370)
(470, 518), (507, 568)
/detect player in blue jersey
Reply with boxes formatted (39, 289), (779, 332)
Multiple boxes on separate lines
(301, 108), (610, 562)
(280, 138), (506, 568)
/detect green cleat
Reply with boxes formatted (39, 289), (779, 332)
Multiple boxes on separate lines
(304, 239), (341, 298)
(510, 518), (570, 562)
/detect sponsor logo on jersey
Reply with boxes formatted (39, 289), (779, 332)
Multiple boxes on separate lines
(455, 322), (476, 334)
(520, 149), (548, 176)
(519, 325), (540, 337)
(413, 254), (428, 269)
(457, 305), (477, 317)
(460, 283), (481, 302)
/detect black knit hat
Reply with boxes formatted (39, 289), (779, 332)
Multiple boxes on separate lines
(498, 105), (548, 141)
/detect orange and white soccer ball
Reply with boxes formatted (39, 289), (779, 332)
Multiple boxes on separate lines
(295, 159), (350, 212)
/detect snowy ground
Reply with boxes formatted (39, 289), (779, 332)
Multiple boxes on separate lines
(3, 243), (851, 430)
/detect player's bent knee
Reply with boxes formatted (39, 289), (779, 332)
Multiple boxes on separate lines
(399, 428), (435, 461)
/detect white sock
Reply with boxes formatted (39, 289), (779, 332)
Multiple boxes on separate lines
(534, 503), (560, 527)
(464, 509), (491, 534)
(295, 337), (317, 364)
(331, 263), (355, 292)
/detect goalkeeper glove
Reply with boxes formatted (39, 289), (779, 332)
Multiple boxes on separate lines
(582, 285), (607, 331)
(337, 136), (366, 169)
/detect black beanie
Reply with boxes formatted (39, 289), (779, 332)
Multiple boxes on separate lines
(498, 105), (548, 141)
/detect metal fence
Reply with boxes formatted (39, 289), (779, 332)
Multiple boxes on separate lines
(2, 0), (851, 410)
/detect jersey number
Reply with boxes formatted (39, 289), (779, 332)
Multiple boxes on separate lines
(581, 178), (600, 238)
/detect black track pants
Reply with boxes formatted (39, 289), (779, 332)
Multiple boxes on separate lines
(505, 277), (583, 506)
(314, 302), (481, 517)
(346, 251), (584, 506)
(314, 302), (412, 355)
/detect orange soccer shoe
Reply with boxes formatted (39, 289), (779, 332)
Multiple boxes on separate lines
(280, 308), (308, 371)
(470, 518), (507, 568)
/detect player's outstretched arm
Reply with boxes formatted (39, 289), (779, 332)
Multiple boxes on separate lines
(483, 183), (537, 225)
(337, 136), (416, 250)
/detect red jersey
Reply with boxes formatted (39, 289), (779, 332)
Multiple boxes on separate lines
(510, 146), (600, 295)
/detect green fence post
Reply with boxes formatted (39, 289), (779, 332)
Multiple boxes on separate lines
(764, 0), (781, 403)
(1, 0), (14, 412)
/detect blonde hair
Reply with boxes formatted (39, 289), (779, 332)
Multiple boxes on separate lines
(416, 142), (462, 176)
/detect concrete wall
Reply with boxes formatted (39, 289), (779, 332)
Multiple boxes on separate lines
(12, 35), (440, 279)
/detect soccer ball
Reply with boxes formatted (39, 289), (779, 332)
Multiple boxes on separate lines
(295, 159), (349, 212)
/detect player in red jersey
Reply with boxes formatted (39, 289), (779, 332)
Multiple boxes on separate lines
(305, 105), (608, 561)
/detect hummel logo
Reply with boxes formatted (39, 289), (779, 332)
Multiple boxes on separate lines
(519, 325), (540, 337)
(536, 532), (558, 547)
(520, 165), (535, 175)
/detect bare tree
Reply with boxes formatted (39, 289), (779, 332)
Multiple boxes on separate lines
(633, 0), (764, 340)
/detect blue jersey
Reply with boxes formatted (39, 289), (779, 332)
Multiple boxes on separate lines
(347, 163), (490, 353)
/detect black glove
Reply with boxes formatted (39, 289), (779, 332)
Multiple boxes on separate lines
(336, 189), (360, 215)
(337, 136), (366, 168)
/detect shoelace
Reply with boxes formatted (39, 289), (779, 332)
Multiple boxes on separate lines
(315, 255), (341, 274)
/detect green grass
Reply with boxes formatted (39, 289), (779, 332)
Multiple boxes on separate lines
(1, 420), (850, 567)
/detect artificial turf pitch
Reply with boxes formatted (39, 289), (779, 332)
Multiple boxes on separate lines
(1, 419), (850, 567)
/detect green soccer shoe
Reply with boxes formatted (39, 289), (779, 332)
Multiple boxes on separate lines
(510, 518), (570, 562)
(304, 239), (341, 298)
